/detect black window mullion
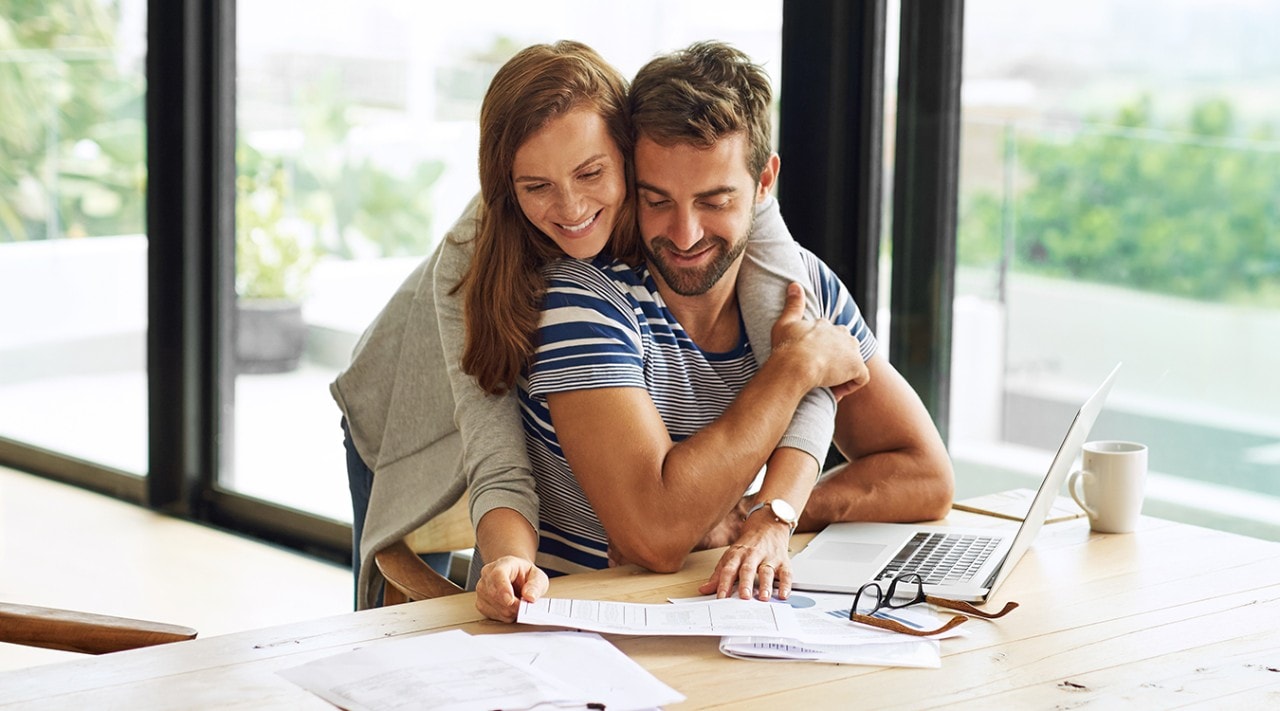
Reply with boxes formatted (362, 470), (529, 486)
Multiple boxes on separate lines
(888, 0), (964, 442)
(146, 0), (225, 514)
(779, 0), (887, 333)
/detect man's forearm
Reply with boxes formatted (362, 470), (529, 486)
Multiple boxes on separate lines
(797, 450), (955, 531)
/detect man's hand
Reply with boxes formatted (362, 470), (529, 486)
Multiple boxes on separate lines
(474, 555), (549, 622)
(697, 513), (794, 601)
(771, 283), (870, 393)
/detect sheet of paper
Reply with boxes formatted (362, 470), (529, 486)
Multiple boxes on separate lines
(497, 631), (684, 709)
(518, 596), (803, 638)
(719, 636), (941, 668)
(278, 628), (681, 711)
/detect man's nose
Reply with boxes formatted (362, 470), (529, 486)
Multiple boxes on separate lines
(666, 207), (703, 250)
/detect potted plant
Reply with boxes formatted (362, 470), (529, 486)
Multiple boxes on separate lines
(234, 150), (317, 374)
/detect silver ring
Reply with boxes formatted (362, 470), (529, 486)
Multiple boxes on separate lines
(759, 564), (774, 570)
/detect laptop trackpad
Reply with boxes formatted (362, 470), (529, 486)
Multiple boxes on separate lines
(812, 542), (886, 562)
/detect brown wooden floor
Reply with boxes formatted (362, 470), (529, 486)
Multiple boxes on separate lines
(0, 465), (351, 671)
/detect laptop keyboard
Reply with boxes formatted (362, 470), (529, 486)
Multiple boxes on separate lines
(875, 532), (1002, 585)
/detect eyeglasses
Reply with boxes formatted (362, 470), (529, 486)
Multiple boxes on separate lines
(848, 572), (1019, 637)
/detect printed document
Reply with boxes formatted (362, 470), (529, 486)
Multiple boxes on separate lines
(517, 596), (803, 637)
(278, 628), (683, 711)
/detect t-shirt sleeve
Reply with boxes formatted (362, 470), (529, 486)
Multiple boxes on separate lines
(805, 249), (879, 363)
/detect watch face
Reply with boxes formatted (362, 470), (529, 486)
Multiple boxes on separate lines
(770, 499), (797, 523)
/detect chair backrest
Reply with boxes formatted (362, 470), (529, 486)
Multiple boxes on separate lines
(402, 492), (475, 555)
(374, 491), (476, 605)
(0, 602), (197, 655)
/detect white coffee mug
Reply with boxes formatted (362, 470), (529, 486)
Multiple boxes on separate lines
(1068, 441), (1148, 533)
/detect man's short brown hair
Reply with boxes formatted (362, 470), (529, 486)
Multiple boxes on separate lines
(628, 41), (773, 179)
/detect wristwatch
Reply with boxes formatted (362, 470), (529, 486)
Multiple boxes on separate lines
(747, 498), (799, 535)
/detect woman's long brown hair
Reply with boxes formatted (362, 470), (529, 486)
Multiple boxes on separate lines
(454, 40), (640, 395)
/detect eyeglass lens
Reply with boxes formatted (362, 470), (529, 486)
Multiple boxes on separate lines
(853, 573), (928, 617)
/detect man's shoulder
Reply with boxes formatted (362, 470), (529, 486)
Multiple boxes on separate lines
(787, 244), (839, 295)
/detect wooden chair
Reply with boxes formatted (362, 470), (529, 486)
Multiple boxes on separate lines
(372, 493), (476, 605)
(0, 602), (197, 655)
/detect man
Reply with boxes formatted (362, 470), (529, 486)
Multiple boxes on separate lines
(475, 41), (952, 621)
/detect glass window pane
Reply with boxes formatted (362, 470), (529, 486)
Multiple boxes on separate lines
(0, 1), (148, 474)
(232, 1), (783, 521)
(954, 0), (1280, 539)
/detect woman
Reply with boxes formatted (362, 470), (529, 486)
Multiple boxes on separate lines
(332, 41), (837, 613)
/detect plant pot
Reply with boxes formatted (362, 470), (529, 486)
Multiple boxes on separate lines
(235, 298), (307, 374)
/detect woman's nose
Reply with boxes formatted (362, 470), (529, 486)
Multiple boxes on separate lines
(557, 187), (587, 219)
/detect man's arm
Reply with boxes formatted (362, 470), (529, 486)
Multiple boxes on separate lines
(696, 352), (951, 602)
(547, 284), (866, 573)
(799, 353), (955, 529)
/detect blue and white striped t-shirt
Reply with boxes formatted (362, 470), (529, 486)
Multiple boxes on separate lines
(519, 248), (877, 576)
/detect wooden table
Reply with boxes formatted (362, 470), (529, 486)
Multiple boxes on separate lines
(2, 513), (1279, 709)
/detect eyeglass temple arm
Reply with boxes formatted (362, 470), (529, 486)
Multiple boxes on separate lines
(925, 597), (1019, 619)
(851, 613), (969, 637)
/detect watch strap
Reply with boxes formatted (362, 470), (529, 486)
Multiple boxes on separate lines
(747, 499), (798, 534)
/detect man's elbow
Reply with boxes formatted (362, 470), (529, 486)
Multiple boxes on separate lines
(615, 537), (689, 574)
(920, 458), (956, 521)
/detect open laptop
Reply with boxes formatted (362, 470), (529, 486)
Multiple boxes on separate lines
(789, 363), (1122, 602)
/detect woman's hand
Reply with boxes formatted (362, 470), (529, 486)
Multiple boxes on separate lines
(474, 555), (549, 622)
(770, 283), (870, 396)
(697, 513), (794, 602)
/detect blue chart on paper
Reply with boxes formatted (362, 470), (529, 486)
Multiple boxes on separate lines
(769, 594), (817, 609)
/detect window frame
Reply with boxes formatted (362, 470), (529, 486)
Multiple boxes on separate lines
(6, 0), (961, 564)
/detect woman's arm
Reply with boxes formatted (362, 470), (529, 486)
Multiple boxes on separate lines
(698, 196), (855, 600)
(738, 195), (840, 464)
(431, 197), (546, 619)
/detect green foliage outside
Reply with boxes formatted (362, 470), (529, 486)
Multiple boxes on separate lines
(234, 74), (444, 300)
(282, 72), (445, 262)
(235, 142), (316, 301)
(0, 0), (145, 241)
(958, 96), (1280, 307)
(3, 2), (447, 303)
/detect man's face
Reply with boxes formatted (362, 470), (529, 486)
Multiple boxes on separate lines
(634, 132), (774, 297)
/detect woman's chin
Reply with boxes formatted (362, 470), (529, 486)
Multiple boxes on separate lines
(554, 232), (611, 260)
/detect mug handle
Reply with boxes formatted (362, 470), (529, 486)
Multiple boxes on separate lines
(1067, 469), (1097, 519)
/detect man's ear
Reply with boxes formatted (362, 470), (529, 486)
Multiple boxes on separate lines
(755, 153), (781, 202)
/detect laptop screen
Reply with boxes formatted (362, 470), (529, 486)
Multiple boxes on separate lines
(984, 362), (1122, 596)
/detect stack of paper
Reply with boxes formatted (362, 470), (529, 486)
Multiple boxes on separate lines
(279, 628), (683, 711)
(715, 592), (954, 667)
(518, 593), (964, 668)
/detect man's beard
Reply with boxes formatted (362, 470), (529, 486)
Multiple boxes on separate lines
(642, 216), (752, 297)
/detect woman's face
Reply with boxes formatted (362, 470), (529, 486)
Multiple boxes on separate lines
(511, 106), (626, 259)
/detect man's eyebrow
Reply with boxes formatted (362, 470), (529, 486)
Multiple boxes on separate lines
(513, 154), (607, 183)
(695, 186), (738, 200)
(635, 182), (738, 200)
(634, 180), (669, 197)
